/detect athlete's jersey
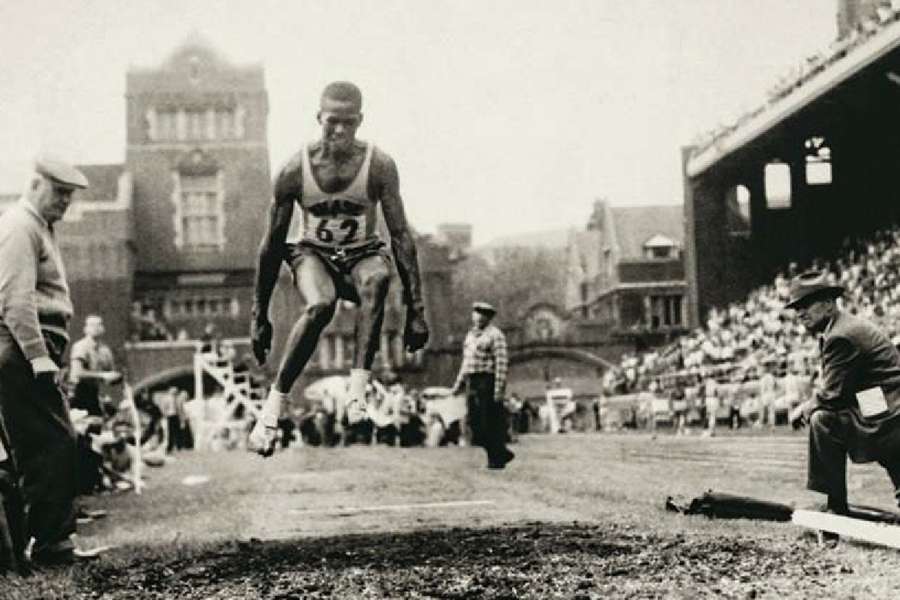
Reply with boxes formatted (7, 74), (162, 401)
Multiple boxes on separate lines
(285, 142), (379, 249)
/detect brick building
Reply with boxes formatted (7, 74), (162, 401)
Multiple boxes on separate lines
(566, 199), (687, 344)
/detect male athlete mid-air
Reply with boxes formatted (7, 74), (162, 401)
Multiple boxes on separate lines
(249, 81), (430, 456)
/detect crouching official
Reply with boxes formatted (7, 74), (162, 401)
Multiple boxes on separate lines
(788, 271), (900, 517)
(451, 302), (514, 470)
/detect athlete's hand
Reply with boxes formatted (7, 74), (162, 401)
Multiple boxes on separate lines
(403, 307), (429, 352)
(251, 318), (273, 366)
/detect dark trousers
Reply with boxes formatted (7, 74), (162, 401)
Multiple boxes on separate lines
(0, 436), (26, 573)
(808, 409), (900, 509)
(0, 326), (77, 555)
(465, 373), (508, 465)
(166, 416), (181, 453)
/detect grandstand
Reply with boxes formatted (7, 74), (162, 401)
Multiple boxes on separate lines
(684, 0), (900, 326)
(602, 0), (900, 416)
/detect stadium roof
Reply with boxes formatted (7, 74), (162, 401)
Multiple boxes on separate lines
(687, 15), (900, 178)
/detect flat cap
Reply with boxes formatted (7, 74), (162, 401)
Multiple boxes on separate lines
(35, 156), (89, 189)
(472, 301), (497, 316)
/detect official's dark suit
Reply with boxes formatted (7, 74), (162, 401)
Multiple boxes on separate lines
(808, 311), (900, 507)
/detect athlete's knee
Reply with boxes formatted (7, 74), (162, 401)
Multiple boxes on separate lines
(358, 268), (391, 297)
(303, 300), (336, 323)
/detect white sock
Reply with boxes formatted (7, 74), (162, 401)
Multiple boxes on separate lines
(348, 369), (370, 405)
(261, 387), (288, 427)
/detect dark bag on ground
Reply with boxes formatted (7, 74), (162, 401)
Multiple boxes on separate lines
(666, 490), (900, 525)
(666, 490), (793, 521)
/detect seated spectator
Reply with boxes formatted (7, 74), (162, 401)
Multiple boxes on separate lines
(200, 322), (220, 355)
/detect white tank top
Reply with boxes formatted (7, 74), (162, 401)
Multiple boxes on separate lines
(285, 142), (378, 248)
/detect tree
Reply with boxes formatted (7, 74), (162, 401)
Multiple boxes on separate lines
(450, 246), (568, 332)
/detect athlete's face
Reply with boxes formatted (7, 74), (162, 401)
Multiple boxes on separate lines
(318, 99), (362, 154)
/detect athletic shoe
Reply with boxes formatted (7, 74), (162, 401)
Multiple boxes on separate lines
(248, 420), (278, 458)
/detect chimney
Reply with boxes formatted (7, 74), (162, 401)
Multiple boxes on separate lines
(587, 198), (606, 231)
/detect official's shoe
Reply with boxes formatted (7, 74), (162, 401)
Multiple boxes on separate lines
(487, 449), (515, 470)
(248, 419), (278, 458)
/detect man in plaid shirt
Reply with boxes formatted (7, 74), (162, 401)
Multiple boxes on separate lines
(452, 302), (514, 469)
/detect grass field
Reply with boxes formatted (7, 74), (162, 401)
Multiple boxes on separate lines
(3, 430), (900, 599)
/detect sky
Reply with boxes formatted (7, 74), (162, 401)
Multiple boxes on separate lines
(0, 0), (836, 245)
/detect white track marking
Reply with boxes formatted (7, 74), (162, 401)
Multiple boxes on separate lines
(289, 499), (496, 516)
(793, 509), (900, 549)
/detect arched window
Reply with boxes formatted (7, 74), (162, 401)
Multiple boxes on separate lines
(727, 184), (751, 234)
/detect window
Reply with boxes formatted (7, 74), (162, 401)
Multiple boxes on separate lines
(649, 295), (683, 329)
(178, 174), (223, 251)
(218, 110), (234, 139)
(765, 162), (792, 209)
(167, 295), (238, 318)
(157, 111), (177, 141)
(343, 336), (356, 368)
(726, 184), (751, 234)
(643, 235), (677, 259)
(317, 337), (331, 369)
(805, 136), (832, 185)
(188, 110), (205, 140)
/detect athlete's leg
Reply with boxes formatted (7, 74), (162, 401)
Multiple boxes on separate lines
(343, 255), (391, 422)
(250, 255), (336, 456)
(273, 257), (338, 393)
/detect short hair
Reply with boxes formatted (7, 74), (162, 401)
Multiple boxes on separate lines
(320, 81), (363, 111)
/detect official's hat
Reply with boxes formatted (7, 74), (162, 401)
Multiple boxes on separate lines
(472, 301), (497, 316)
(35, 156), (89, 190)
(784, 271), (844, 310)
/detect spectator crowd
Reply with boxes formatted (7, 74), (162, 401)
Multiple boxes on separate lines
(603, 225), (900, 434)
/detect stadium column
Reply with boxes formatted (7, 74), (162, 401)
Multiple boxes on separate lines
(787, 149), (814, 265)
(682, 147), (728, 329)
(744, 164), (768, 277)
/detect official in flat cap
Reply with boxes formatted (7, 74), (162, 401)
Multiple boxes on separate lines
(789, 271), (900, 531)
(0, 157), (102, 569)
(451, 301), (514, 469)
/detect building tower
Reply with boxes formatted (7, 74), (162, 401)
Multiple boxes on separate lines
(124, 34), (271, 340)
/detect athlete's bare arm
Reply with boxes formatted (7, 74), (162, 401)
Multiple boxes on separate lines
(251, 154), (302, 364)
(371, 149), (429, 351)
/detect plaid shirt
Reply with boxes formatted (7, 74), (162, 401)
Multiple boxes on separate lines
(454, 324), (508, 398)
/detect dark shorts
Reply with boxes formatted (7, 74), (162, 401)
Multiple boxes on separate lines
(284, 240), (392, 303)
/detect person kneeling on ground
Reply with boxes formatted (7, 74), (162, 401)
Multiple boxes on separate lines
(787, 271), (900, 531)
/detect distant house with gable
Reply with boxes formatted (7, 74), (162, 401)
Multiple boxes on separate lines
(566, 199), (688, 344)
